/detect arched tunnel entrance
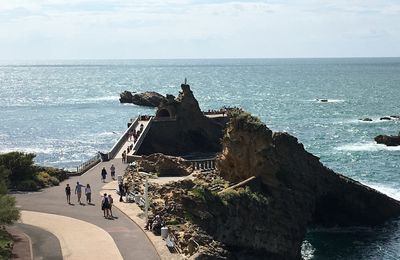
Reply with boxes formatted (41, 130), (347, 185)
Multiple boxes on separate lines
(156, 109), (171, 118)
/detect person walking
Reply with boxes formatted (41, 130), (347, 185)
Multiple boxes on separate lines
(85, 184), (92, 204)
(75, 182), (85, 204)
(110, 164), (116, 180)
(119, 182), (124, 202)
(108, 194), (114, 218)
(65, 184), (71, 204)
(101, 167), (107, 182)
(101, 193), (110, 218)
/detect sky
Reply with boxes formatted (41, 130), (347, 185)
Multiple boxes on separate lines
(0, 0), (399, 59)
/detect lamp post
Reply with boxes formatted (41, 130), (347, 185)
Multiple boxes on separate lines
(138, 167), (151, 223)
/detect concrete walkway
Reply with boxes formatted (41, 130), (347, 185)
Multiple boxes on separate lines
(20, 210), (122, 260)
(14, 158), (159, 260)
(100, 181), (183, 260)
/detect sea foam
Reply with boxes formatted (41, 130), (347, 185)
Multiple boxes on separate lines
(335, 142), (400, 152)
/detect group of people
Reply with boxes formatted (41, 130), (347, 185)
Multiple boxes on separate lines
(145, 214), (164, 235)
(101, 193), (114, 219)
(128, 123), (144, 144)
(65, 182), (92, 205)
(101, 164), (116, 182)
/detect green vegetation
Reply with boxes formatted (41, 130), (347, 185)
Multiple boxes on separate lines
(0, 227), (13, 260)
(219, 186), (269, 205)
(0, 152), (68, 191)
(228, 108), (263, 127)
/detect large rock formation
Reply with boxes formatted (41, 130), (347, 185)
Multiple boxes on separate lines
(375, 134), (400, 146)
(138, 153), (193, 176)
(136, 83), (228, 156)
(119, 91), (165, 107)
(209, 109), (400, 259)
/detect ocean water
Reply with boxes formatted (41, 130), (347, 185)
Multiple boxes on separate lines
(0, 58), (399, 259)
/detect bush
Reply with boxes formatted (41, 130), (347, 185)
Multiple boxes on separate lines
(35, 171), (51, 187)
(0, 228), (13, 260)
(0, 152), (36, 187)
(16, 179), (38, 191)
(49, 176), (60, 186)
(0, 195), (20, 225)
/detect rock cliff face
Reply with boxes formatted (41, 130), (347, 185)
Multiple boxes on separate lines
(211, 109), (400, 259)
(138, 153), (193, 176)
(137, 84), (228, 155)
(119, 91), (165, 107)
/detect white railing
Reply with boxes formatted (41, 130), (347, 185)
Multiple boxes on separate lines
(108, 117), (140, 159)
(76, 153), (101, 174)
(131, 117), (153, 154)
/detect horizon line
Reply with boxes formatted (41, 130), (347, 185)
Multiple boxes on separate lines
(1, 56), (400, 62)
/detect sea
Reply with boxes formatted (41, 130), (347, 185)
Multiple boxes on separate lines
(0, 58), (399, 259)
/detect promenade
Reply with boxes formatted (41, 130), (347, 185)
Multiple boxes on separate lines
(13, 157), (159, 260)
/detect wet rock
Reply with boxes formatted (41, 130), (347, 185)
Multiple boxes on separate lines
(380, 116), (391, 120)
(375, 134), (400, 146)
(359, 118), (373, 121)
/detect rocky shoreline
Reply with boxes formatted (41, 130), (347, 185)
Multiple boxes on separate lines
(122, 108), (400, 259)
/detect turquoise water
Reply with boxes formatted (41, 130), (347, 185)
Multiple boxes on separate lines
(0, 58), (399, 259)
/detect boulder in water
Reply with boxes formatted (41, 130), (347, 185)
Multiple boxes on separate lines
(375, 134), (400, 146)
(360, 118), (373, 122)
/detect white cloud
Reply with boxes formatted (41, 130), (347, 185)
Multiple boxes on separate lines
(0, 0), (399, 59)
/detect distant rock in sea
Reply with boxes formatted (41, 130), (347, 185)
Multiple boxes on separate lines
(119, 90), (165, 107)
(359, 117), (373, 121)
(375, 134), (400, 146)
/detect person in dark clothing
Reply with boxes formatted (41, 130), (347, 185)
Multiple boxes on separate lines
(65, 184), (71, 204)
(119, 182), (124, 202)
(101, 167), (107, 182)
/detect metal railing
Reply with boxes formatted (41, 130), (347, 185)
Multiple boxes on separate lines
(186, 158), (217, 171)
(108, 117), (140, 160)
(131, 117), (153, 154)
(76, 153), (101, 174)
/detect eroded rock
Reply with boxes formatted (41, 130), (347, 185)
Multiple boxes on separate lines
(119, 91), (165, 107)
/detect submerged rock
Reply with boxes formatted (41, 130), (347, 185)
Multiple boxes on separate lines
(359, 117), (373, 121)
(119, 91), (165, 107)
(375, 134), (400, 146)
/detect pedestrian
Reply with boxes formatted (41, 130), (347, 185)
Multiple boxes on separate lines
(101, 193), (110, 218)
(108, 194), (114, 218)
(124, 182), (129, 196)
(65, 184), (71, 204)
(85, 184), (92, 204)
(119, 182), (124, 202)
(101, 167), (107, 182)
(75, 182), (85, 204)
(110, 164), (116, 180)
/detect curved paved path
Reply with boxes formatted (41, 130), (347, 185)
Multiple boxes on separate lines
(14, 159), (159, 260)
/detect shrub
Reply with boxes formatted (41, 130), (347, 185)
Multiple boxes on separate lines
(0, 152), (36, 187)
(0, 227), (13, 259)
(49, 176), (60, 186)
(16, 179), (38, 191)
(0, 195), (20, 224)
(35, 171), (51, 187)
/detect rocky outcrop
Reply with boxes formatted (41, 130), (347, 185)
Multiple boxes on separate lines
(375, 134), (400, 146)
(119, 91), (165, 107)
(136, 83), (228, 156)
(138, 153), (193, 176)
(212, 109), (400, 259)
(124, 108), (400, 260)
